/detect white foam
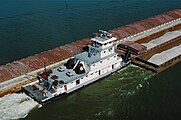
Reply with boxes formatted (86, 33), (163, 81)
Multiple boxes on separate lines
(139, 84), (143, 88)
(0, 93), (40, 120)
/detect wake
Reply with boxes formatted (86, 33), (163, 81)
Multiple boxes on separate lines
(0, 93), (41, 120)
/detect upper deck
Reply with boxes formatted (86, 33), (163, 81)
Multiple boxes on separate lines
(47, 65), (88, 84)
(91, 30), (117, 45)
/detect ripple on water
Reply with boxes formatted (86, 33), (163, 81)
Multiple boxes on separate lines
(94, 65), (155, 120)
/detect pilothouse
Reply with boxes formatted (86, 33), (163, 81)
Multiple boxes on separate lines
(23, 30), (130, 104)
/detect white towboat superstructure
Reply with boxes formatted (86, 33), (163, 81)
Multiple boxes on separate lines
(23, 30), (129, 104)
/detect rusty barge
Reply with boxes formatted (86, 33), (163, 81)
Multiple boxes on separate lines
(0, 9), (181, 97)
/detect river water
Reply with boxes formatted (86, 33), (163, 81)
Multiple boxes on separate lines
(0, 0), (181, 120)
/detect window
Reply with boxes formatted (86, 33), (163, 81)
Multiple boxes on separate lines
(64, 85), (67, 91)
(99, 70), (101, 75)
(95, 42), (102, 47)
(91, 73), (93, 75)
(103, 51), (106, 53)
(76, 80), (80, 85)
(112, 65), (114, 69)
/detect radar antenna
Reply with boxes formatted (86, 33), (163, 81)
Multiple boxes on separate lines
(99, 30), (112, 39)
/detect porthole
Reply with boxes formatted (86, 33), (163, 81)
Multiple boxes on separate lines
(76, 80), (80, 85)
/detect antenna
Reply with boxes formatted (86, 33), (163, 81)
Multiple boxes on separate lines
(43, 62), (47, 73)
(42, 62), (48, 80)
(99, 30), (112, 39)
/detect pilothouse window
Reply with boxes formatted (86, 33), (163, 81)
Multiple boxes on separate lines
(94, 42), (102, 48)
